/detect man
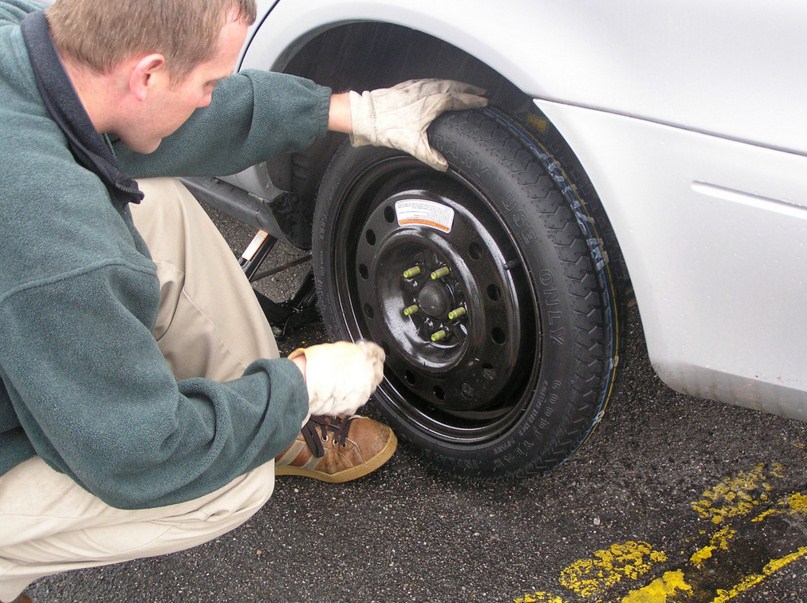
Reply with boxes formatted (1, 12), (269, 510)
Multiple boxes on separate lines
(0, 0), (486, 600)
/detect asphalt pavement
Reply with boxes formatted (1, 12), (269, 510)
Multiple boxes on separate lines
(27, 204), (807, 603)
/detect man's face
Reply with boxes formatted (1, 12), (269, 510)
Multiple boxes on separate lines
(122, 18), (249, 153)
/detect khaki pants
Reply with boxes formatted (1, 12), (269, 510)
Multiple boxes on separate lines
(0, 178), (281, 601)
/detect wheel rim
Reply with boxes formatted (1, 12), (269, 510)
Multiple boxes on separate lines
(330, 156), (540, 445)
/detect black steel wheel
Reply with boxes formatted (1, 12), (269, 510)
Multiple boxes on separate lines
(313, 108), (619, 480)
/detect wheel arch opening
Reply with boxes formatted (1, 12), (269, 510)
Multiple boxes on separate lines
(263, 21), (631, 307)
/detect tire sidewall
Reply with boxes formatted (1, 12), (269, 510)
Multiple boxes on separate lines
(314, 110), (610, 479)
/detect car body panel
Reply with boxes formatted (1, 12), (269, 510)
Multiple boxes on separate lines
(233, 0), (807, 420)
(244, 0), (807, 156)
(539, 100), (807, 420)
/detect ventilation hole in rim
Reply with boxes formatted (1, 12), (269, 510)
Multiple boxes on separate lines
(491, 328), (506, 345)
(364, 304), (375, 319)
(433, 386), (446, 401)
(365, 229), (376, 245)
(404, 371), (416, 385)
(358, 264), (369, 279)
(469, 242), (484, 260)
(384, 206), (395, 223)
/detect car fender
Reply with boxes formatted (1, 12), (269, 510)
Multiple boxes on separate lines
(539, 99), (807, 421)
(245, 0), (807, 155)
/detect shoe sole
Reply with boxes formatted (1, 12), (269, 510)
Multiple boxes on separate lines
(275, 430), (398, 483)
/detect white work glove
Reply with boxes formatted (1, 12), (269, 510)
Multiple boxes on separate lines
(288, 341), (385, 417)
(349, 79), (488, 171)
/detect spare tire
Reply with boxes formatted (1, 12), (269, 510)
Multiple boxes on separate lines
(312, 108), (620, 480)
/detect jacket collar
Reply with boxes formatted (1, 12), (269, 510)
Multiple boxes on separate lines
(20, 10), (144, 205)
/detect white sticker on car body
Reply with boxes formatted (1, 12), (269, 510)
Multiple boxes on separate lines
(395, 199), (455, 233)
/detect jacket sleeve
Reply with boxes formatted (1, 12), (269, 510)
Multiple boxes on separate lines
(115, 70), (333, 178)
(0, 261), (308, 510)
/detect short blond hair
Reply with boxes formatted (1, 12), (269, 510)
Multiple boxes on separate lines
(47, 0), (257, 81)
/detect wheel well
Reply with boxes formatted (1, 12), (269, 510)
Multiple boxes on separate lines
(263, 22), (527, 248)
(266, 21), (631, 304)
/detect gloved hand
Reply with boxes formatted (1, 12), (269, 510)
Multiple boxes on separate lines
(289, 341), (385, 417)
(349, 79), (488, 171)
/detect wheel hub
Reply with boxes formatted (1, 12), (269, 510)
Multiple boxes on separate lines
(417, 281), (452, 317)
(351, 188), (529, 412)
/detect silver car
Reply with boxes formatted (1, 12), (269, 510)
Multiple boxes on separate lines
(188, 0), (807, 480)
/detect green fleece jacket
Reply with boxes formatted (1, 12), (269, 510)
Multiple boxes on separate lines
(0, 0), (331, 509)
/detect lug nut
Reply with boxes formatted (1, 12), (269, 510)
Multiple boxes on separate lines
(448, 307), (467, 320)
(430, 266), (450, 280)
(430, 329), (448, 342)
(403, 304), (420, 317)
(402, 266), (421, 279)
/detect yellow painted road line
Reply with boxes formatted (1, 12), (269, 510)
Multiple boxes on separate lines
(620, 571), (692, 602)
(514, 460), (807, 603)
(558, 541), (667, 599)
(690, 462), (784, 525)
(709, 546), (807, 603)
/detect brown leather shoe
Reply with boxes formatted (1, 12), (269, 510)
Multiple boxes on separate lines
(5, 594), (33, 603)
(275, 415), (397, 483)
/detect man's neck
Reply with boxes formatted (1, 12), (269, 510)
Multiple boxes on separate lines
(57, 51), (123, 135)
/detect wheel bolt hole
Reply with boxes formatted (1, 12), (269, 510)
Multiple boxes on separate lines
(364, 304), (375, 319)
(359, 264), (369, 280)
(491, 328), (506, 345)
(487, 284), (501, 301)
(404, 371), (416, 385)
(469, 242), (484, 260)
(384, 206), (395, 223)
(482, 364), (496, 381)
(365, 229), (376, 245)
(433, 386), (446, 401)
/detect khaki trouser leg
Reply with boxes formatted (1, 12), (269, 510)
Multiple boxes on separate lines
(134, 177), (279, 378)
(0, 178), (280, 601)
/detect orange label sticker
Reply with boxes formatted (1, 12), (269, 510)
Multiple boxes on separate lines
(395, 199), (455, 233)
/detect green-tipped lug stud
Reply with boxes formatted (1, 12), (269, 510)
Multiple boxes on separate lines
(403, 305), (420, 317)
(402, 266), (421, 279)
(430, 329), (448, 342)
(448, 307), (467, 320)
(430, 266), (450, 280)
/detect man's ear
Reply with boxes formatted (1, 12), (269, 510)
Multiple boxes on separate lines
(129, 54), (167, 101)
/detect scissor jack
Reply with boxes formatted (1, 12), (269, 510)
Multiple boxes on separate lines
(239, 229), (320, 339)
(180, 175), (322, 339)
